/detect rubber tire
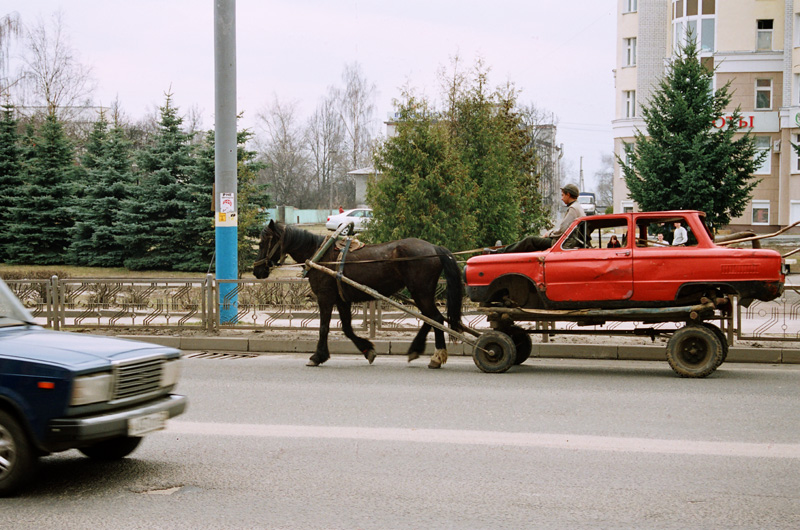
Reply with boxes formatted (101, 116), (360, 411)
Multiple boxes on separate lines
(508, 326), (532, 365)
(701, 322), (729, 366)
(666, 325), (723, 378)
(79, 436), (142, 460)
(0, 410), (37, 497)
(473, 331), (516, 373)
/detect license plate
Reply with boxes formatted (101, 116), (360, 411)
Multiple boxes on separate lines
(128, 411), (168, 436)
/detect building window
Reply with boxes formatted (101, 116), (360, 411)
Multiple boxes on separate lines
(621, 142), (634, 172)
(754, 136), (771, 174)
(752, 200), (770, 225)
(795, 74), (800, 105)
(794, 134), (800, 173)
(796, 14), (800, 47)
(624, 91), (636, 118)
(701, 18), (715, 51)
(791, 201), (800, 225)
(755, 79), (772, 109)
(625, 38), (637, 66)
(757, 20), (773, 51)
(622, 201), (634, 213)
(673, 1), (716, 52)
(624, 0), (637, 13)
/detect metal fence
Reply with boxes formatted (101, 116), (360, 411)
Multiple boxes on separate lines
(6, 276), (798, 344)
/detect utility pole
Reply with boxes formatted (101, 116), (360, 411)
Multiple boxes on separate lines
(579, 156), (585, 192)
(214, 0), (237, 324)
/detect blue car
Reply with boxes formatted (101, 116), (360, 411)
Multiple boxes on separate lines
(0, 278), (187, 496)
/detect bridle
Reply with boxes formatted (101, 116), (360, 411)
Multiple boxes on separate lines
(252, 228), (286, 269)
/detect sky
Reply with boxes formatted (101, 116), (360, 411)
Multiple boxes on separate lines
(6, 0), (617, 189)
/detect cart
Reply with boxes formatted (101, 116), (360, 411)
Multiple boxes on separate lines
(302, 224), (731, 378)
(307, 251), (730, 378)
(471, 298), (731, 378)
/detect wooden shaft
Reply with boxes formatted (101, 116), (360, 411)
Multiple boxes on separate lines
(304, 259), (477, 346)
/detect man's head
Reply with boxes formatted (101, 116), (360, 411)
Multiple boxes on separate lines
(560, 183), (579, 204)
(674, 221), (682, 228)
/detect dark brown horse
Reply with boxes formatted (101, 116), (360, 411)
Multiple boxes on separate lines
(253, 220), (463, 368)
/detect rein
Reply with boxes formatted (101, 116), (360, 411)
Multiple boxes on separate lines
(253, 229), (287, 268)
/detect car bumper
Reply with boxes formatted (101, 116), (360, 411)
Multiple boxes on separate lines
(46, 394), (187, 448)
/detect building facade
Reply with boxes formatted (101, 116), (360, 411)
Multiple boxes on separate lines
(613, 0), (800, 232)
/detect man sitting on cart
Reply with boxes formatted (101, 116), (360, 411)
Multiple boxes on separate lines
(487, 183), (586, 254)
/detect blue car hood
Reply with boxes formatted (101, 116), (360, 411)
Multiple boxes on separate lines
(0, 327), (177, 370)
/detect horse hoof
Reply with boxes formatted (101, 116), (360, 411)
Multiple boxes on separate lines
(306, 360), (320, 367)
(407, 352), (420, 363)
(428, 360), (441, 369)
(366, 350), (376, 364)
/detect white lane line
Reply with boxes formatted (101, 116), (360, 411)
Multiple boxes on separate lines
(167, 421), (800, 459)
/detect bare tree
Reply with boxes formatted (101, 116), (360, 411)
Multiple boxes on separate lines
(306, 93), (346, 208)
(518, 103), (562, 220)
(334, 62), (377, 171)
(20, 12), (95, 118)
(255, 97), (313, 207)
(0, 12), (21, 98)
(594, 153), (614, 211)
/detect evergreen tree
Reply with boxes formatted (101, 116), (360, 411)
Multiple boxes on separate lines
(0, 103), (23, 261)
(195, 128), (271, 276)
(368, 63), (547, 250)
(450, 73), (520, 246)
(116, 94), (199, 270)
(5, 113), (78, 264)
(621, 37), (763, 228)
(68, 113), (135, 266)
(369, 95), (478, 250)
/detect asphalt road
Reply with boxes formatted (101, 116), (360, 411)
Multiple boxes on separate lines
(2, 354), (799, 529)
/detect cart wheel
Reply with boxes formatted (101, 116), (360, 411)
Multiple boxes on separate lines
(666, 325), (723, 378)
(473, 331), (516, 373)
(508, 326), (532, 365)
(701, 322), (728, 366)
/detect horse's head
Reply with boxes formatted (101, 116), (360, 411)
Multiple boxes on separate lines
(253, 220), (285, 279)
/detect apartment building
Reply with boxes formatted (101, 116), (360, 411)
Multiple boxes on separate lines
(613, 0), (800, 232)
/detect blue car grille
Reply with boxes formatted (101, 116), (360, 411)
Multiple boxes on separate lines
(112, 358), (163, 400)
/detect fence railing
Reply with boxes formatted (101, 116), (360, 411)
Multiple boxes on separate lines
(6, 276), (798, 344)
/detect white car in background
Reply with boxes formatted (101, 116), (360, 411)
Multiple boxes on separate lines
(325, 208), (373, 233)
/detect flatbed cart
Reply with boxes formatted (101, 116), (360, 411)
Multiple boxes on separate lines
(474, 297), (732, 378)
(302, 224), (731, 378)
(307, 253), (730, 378)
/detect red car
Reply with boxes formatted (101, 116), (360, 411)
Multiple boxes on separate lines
(465, 211), (786, 310)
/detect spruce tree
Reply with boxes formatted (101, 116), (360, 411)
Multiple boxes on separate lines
(621, 37), (763, 228)
(450, 73), (526, 247)
(195, 128), (270, 276)
(69, 113), (135, 266)
(116, 94), (199, 270)
(0, 103), (23, 261)
(5, 113), (78, 264)
(369, 95), (478, 250)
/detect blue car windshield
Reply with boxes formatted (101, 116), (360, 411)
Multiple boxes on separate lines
(0, 279), (37, 327)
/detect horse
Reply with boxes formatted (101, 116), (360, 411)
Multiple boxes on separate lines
(253, 220), (463, 368)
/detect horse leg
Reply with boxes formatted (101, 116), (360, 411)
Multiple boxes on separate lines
(407, 323), (430, 363)
(336, 299), (376, 364)
(409, 297), (448, 369)
(308, 301), (333, 367)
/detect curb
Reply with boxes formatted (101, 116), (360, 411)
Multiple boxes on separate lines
(119, 335), (800, 364)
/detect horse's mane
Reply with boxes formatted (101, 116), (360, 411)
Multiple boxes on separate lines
(272, 222), (326, 256)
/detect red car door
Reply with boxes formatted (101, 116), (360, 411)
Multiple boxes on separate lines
(543, 218), (634, 302)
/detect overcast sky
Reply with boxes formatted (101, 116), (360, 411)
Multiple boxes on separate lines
(7, 1), (616, 188)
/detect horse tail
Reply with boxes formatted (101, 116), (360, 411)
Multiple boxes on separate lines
(435, 246), (463, 332)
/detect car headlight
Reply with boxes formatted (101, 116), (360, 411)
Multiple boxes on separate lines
(71, 373), (113, 406)
(161, 359), (181, 388)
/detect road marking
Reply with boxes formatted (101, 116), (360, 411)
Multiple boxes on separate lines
(167, 421), (800, 459)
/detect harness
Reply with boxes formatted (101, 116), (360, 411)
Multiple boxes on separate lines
(252, 228), (286, 268)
